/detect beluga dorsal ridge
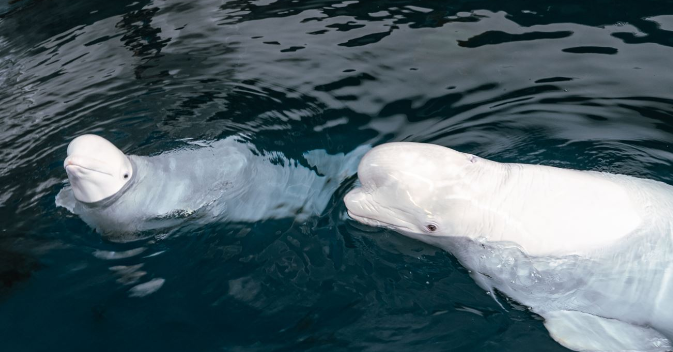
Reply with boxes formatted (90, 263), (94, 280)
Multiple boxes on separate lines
(345, 142), (673, 352)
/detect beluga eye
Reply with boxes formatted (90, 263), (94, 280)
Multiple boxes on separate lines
(425, 223), (438, 232)
(123, 173), (129, 179)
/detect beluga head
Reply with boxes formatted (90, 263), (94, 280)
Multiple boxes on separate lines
(344, 142), (494, 243)
(64, 134), (133, 203)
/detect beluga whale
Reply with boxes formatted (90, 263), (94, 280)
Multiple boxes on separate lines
(344, 142), (673, 352)
(57, 134), (368, 241)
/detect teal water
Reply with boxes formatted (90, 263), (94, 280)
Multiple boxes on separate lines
(1, 0), (673, 351)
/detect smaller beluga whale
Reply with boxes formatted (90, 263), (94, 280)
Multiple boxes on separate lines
(57, 134), (368, 241)
(344, 142), (673, 352)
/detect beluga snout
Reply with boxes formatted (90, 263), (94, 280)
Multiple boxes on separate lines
(64, 134), (133, 203)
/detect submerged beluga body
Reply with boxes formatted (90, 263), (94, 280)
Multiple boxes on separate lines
(344, 142), (673, 352)
(57, 134), (367, 240)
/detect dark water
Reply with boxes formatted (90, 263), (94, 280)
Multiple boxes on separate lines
(1, 0), (673, 350)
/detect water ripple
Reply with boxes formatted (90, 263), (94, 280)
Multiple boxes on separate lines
(2, 0), (673, 351)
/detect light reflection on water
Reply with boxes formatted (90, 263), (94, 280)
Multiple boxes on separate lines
(1, 0), (673, 351)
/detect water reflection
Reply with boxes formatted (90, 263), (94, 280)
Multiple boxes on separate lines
(1, 0), (673, 350)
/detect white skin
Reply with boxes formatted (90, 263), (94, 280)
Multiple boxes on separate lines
(344, 142), (643, 257)
(58, 134), (369, 237)
(64, 134), (133, 203)
(344, 142), (673, 351)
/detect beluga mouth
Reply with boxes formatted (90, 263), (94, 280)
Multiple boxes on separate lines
(65, 160), (114, 177)
(347, 209), (392, 229)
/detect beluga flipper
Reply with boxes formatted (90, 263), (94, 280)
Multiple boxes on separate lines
(543, 310), (671, 352)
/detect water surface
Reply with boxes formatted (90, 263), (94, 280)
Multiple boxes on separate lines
(1, 0), (673, 351)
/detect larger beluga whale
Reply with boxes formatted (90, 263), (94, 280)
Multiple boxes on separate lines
(57, 134), (368, 240)
(344, 142), (673, 352)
